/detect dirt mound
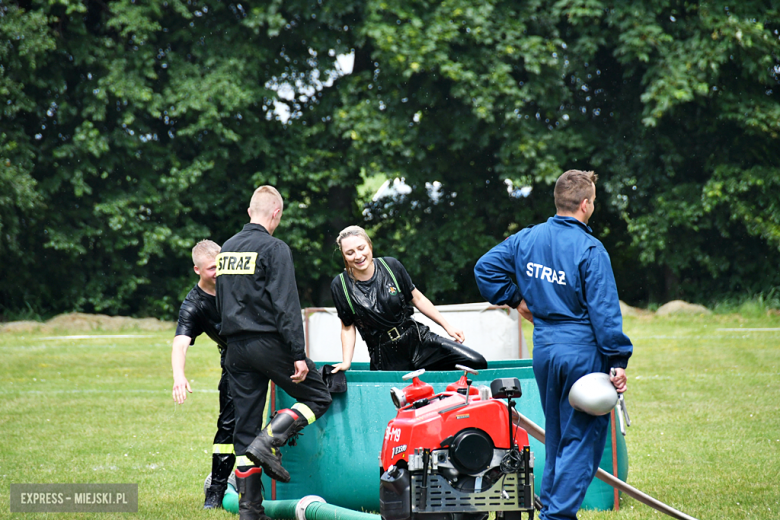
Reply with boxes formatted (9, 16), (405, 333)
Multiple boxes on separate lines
(619, 300), (651, 317)
(0, 320), (46, 333)
(656, 300), (711, 316)
(1, 312), (175, 334)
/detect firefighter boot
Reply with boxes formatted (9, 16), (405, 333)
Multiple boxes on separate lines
(245, 409), (309, 483)
(204, 452), (235, 509)
(235, 467), (270, 520)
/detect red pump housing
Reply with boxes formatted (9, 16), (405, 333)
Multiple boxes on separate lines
(379, 369), (535, 520)
(445, 373), (480, 396)
(381, 377), (529, 470)
(399, 374), (435, 406)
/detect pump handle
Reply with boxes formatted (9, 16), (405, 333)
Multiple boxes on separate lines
(402, 369), (426, 381)
(455, 364), (479, 375)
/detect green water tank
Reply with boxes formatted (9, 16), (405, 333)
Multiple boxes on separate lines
(262, 360), (627, 512)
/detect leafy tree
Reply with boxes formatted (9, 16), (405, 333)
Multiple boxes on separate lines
(328, 0), (780, 304)
(1, 0), (362, 318)
(1, 0), (778, 319)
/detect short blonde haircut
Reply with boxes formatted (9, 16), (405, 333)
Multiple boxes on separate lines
(192, 239), (221, 267)
(249, 185), (283, 218)
(336, 225), (374, 275)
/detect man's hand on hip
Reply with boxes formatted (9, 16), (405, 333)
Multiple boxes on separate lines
(517, 299), (534, 323)
(291, 360), (309, 383)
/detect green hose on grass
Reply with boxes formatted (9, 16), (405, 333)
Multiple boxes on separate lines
(223, 487), (379, 520)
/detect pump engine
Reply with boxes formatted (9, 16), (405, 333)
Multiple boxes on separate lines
(380, 366), (535, 520)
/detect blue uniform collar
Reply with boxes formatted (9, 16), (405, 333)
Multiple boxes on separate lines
(550, 215), (593, 234)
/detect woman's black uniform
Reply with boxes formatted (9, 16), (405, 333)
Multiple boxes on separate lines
(330, 257), (487, 371)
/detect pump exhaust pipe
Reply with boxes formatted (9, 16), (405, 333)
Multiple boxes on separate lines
(512, 410), (699, 520)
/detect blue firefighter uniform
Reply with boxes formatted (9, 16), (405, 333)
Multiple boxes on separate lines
(474, 215), (633, 520)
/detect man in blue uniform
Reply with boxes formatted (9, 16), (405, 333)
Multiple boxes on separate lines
(474, 170), (632, 520)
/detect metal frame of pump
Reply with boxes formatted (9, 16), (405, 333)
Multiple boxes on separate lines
(379, 366), (535, 520)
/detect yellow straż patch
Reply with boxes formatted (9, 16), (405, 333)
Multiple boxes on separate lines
(216, 252), (257, 276)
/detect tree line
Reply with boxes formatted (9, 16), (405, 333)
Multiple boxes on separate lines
(1, 0), (779, 320)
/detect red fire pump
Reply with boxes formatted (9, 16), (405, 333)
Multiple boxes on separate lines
(380, 366), (535, 520)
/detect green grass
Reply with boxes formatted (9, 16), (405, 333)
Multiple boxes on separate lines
(523, 312), (780, 520)
(0, 331), (228, 519)
(2, 312), (779, 519)
(710, 292), (780, 317)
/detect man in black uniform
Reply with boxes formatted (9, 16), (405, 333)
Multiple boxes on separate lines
(216, 186), (332, 520)
(172, 239), (236, 509)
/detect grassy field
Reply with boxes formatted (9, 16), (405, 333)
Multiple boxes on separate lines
(1, 310), (779, 520)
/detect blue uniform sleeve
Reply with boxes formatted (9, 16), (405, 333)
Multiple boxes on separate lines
(581, 246), (633, 368)
(474, 236), (524, 309)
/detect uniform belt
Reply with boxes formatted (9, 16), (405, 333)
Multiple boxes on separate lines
(379, 320), (416, 344)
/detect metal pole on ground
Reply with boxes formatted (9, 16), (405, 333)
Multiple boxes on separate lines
(512, 410), (699, 520)
(610, 409), (619, 511)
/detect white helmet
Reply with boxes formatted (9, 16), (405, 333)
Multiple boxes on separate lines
(569, 372), (618, 416)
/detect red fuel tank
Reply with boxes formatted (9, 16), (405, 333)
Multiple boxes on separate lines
(390, 371), (435, 409)
(380, 390), (530, 469)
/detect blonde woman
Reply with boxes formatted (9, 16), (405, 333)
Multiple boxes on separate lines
(330, 226), (487, 372)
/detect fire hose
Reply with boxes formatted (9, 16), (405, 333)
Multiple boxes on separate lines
(512, 410), (700, 520)
(223, 492), (380, 519)
(265, 496), (378, 520)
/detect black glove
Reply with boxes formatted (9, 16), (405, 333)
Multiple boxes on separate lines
(319, 364), (348, 394)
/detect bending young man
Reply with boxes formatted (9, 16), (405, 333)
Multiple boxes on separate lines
(172, 239), (235, 509)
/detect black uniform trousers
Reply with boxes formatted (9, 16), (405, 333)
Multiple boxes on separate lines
(225, 333), (332, 456)
(214, 362), (236, 448)
(209, 362), (237, 488)
(368, 321), (488, 372)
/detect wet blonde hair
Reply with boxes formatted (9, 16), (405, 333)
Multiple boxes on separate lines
(192, 239), (221, 267)
(336, 225), (373, 276)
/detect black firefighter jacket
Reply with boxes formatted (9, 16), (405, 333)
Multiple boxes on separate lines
(215, 223), (306, 361)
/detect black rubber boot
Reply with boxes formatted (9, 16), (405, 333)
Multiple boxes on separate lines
(245, 409), (309, 483)
(204, 484), (226, 510)
(236, 467), (270, 520)
(204, 453), (235, 509)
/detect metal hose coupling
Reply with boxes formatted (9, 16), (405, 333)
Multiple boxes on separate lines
(295, 495), (326, 520)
